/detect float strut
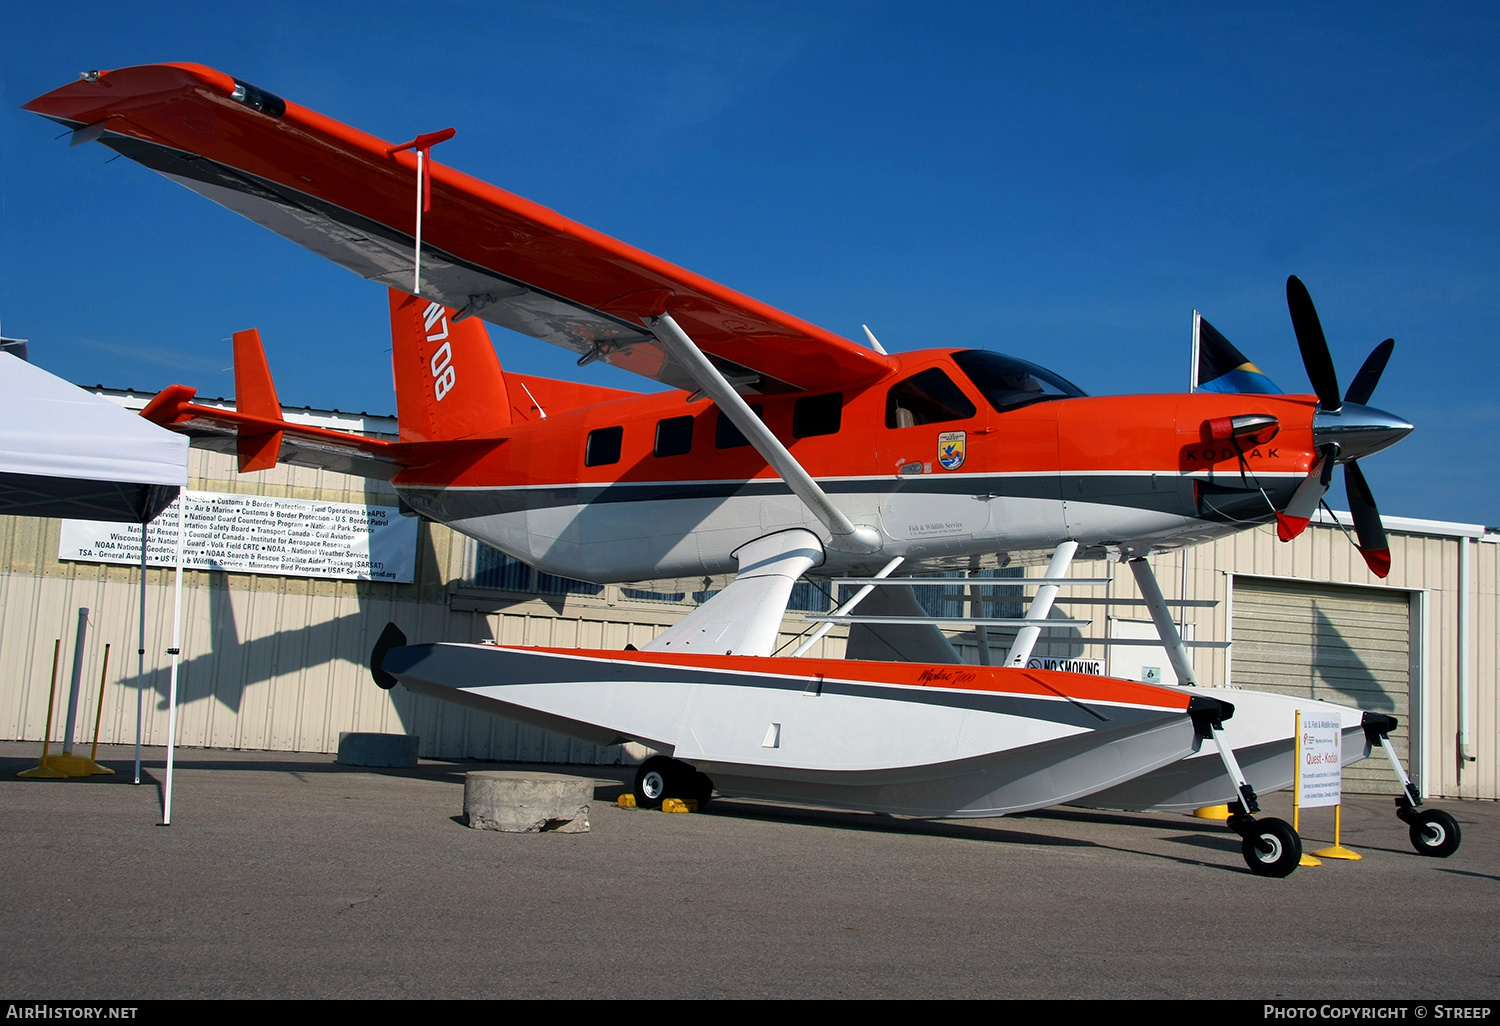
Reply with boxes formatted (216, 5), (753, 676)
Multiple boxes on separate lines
(1003, 541), (1077, 667)
(1209, 723), (1261, 819)
(1128, 556), (1199, 686)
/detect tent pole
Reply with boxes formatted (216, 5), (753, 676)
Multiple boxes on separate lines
(135, 520), (146, 785)
(60, 607), (88, 758)
(162, 495), (185, 825)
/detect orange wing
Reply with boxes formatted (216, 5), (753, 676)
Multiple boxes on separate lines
(27, 64), (895, 395)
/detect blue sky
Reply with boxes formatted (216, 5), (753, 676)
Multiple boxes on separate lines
(2, 2), (1496, 525)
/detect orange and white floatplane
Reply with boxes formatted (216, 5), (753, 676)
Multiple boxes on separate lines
(26, 64), (1461, 875)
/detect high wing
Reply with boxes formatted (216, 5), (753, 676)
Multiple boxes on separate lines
(26, 64), (895, 395)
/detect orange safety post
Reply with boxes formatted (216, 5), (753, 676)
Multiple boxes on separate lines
(89, 644), (115, 772)
(18, 641), (67, 779)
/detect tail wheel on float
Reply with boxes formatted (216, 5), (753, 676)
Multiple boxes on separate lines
(1408, 809), (1461, 858)
(633, 756), (712, 810)
(633, 756), (679, 809)
(1240, 817), (1302, 878)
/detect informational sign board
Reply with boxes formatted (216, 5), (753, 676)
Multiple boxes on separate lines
(1026, 656), (1105, 675)
(1297, 713), (1343, 808)
(59, 490), (418, 583)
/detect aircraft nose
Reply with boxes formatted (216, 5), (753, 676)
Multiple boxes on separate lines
(1313, 403), (1414, 462)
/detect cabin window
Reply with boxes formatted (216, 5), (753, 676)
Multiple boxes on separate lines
(654, 415), (694, 457)
(886, 368), (977, 428)
(792, 393), (842, 438)
(585, 425), (623, 466)
(715, 404), (765, 449)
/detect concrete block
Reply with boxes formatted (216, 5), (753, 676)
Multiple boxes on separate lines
(337, 732), (419, 768)
(464, 771), (593, 833)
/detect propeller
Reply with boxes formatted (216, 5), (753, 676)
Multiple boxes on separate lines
(1286, 276), (1343, 413)
(1344, 337), (1394, 407)
(1279, 277), (1406, 578)
(1344, 461), (1391, 577)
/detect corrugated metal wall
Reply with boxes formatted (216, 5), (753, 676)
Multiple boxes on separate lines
(0, 449), (844, 766)
(1231, 578), (1411, 794)
(2, 442), (1493, 798)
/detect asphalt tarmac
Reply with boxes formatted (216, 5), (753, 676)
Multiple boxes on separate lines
(1, 740), (1496, 1000)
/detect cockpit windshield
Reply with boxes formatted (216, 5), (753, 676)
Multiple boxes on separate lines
(951, 350), (1087, 413)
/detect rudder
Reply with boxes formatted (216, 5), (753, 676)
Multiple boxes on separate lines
(232, 327), (285, 472)
(388, 289), (510, 443)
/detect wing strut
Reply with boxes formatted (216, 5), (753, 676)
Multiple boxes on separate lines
(649, 313), (882, 553)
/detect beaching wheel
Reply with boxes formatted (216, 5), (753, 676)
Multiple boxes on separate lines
(1241, 817), (1301, 877)
(633, 756), (682, 809)
(1408, 809), (1461, 858)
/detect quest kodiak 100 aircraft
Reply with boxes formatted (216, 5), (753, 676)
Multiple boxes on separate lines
(25, 63), (1457, 874)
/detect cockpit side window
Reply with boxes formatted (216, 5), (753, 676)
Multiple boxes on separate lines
(951, 350), (1086, 413)
(885, 368), (977, 428)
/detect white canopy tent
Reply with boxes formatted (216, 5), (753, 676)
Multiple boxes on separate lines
(0, 352), (187, 521)
(1, 352), (190, 820)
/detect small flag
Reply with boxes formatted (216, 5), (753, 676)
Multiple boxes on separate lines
(1195, 316), (1282, 394)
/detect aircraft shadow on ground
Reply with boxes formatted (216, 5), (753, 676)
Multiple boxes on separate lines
(1437, 868), (1500, 884)
(136, 517), (462, 721)
(703, 797), (1096, 847)
(107, 514), (574, 753)
(2, 748), (1249, 872)
(701, 799), (1250, 872)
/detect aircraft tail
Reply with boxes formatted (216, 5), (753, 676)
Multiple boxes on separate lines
(232, 328), (285, 472)
(388, 289), (511, 443)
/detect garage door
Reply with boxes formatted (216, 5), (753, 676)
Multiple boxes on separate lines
(1232, 577), (1412, 794)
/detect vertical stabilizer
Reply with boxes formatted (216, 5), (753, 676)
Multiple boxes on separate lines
(388, 289), (510, 443)
(232, 328), (285, 472)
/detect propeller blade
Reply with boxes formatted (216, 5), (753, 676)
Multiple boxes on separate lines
(1344, 338), (1394, 406)
(1286, 276), (1342, 412)
(1276, 445), (1336, 541)
(1344, 460), (1391, 577)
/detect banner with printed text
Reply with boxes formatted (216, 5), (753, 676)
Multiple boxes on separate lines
(59, 490), (418, 583)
